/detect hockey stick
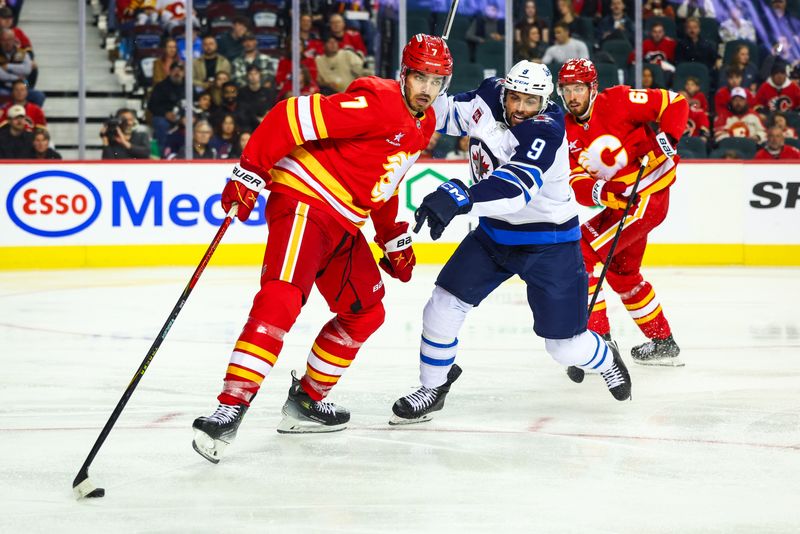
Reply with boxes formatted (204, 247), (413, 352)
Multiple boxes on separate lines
(441, 0), (460, 40)
(72, 204), (239, 500)
(587, 155), (650, 314)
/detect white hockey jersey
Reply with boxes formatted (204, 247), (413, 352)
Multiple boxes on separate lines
(432, 77), (580, 245)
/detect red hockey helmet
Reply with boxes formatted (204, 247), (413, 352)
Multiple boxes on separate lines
(401, 34), (453, 94)
(557, 58), (598, 90)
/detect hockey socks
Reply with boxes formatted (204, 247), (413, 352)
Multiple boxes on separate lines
(300, 318), (361, 401)
(621, 281), (672, 340)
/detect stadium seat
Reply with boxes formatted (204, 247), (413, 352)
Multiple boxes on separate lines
(132, 25), (162, 50)
(784, 137), (800, 149)
(708, 147), (743, 159)
(596, 63), (621, 90)
(672, 62), (710, 97)
(407, 11), (432, 36)
(723, 39), (759, 67)
(254, 27), (283, 51)
(206, 3), (237, 21)
(628, 63), (666, 89)
(252, 8), (281, 29)
(645, 16), (677, 38)
(534, 0), (554, 23)
(476, 40), (504, 71)
(575, 17), (595, 47)
(601, 39), (633, 68)
(717, 137), (758, 159)
(699, 17), (720, 45)
(449, 62), (489, 95)
(679, 135), (708, 158)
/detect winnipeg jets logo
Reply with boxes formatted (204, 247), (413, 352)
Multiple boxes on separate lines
(371, 150), (419, 202)
(386, 132), (405, 146)
(471, 149), (491, 181)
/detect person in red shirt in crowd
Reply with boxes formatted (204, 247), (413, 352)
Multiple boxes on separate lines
(755, 60), (800, 118)
(300, 13), (324, 57)
(636, 21), (676, 72)
(682, 76), (707, 112)
(680, 89), (710, 140)
(0, 79), (45, 130)
(770, 111), (798, 138)
(755, 125), (800, 159)
(714, 87), (767, 143)
(715, 66), (756, 111)
(190, 35), (453, 463)
(328, 13), (367, 58)
(0, 7), (30, 52)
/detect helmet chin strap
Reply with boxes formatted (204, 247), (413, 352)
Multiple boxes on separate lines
(573, 87), (598, 121)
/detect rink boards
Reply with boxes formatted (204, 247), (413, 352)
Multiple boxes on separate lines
(0, 160), (798, 269)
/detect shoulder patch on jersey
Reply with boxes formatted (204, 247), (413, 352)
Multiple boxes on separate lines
(472, 108), (483, 123)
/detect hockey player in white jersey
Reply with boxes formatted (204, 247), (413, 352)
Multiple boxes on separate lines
(390, 62), (632, 425)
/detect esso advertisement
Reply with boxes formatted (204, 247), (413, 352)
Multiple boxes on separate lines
(0, 163), (269, 246)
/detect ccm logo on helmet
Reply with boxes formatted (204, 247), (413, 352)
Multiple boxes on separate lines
(7, 170), (102, 237)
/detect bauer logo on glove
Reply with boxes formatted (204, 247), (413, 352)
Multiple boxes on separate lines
(222, 164), (268, 221)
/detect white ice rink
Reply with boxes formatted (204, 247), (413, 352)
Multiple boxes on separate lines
(1, 264), (799, 533)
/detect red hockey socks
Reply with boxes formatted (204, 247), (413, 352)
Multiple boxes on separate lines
(621, 281), (672, 339)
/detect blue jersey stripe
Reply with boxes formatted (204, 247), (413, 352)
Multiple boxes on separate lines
(479, 219), (581, 245)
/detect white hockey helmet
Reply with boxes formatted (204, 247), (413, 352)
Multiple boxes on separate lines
(504, 61), (554, 102)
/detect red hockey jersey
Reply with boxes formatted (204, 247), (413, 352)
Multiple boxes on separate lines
(240, 76), (437, 233)
(754, 79), (800, 113)
(565, 85), (689, 204)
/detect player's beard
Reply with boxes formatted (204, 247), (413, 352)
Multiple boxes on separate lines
(567, 98), (590, 118)
(406, 91), (432, 114)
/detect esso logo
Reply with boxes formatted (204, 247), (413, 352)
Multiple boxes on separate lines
(7, 170), (102, 237)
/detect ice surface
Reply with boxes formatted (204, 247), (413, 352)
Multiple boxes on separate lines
(1, 265), (798, 533)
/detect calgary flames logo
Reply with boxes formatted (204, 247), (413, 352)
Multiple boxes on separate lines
(371, 150), (419, 203)
(578, 134), (629, 179)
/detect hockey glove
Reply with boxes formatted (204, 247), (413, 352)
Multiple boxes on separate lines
(375, 222), (416, 282)
(413, 179), (473, 241)
(655, 131), (678, 158)
(592, 180), (638, 211)
(221, 164), (268, 221)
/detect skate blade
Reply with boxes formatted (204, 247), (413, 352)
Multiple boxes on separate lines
(276, 415), (347, 434)
(192, 429), (228, 464)
(632, 356), (685, 367)
(388, 413), (434, 426)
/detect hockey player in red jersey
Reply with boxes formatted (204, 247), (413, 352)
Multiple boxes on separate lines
(191, 34), (453, 463)
(558, 58), (688, 374)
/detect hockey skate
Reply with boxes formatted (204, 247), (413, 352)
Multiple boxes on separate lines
(389, 364), (462, 425)
(566, 334), (619, 384)
(192, 403), (248, 464)
(631, 334), (683, 367)
(276, 371), (350, 434)
(601, 344), (632, 401)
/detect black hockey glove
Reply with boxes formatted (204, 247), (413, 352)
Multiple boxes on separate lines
(413, 179), (473, 241)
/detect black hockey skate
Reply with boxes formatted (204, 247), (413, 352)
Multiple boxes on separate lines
(276, 371), (350, 434)
(389, 364), (462, 425)
(601, 344), (632, 401)
(566, 334), (619, 384)
(192, 403), (248, 464)
(631, 334), (683, 367)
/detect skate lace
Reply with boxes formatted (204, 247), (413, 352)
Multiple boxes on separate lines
(209, 404), (240, 424)
(314, 401), (337, 415)
(601, 363), (625, 389)
(405, 387), (438, 412)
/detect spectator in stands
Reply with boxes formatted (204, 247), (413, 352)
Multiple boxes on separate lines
(0, 79), (44, 130)
(0, 28), (42, 106)
(32, 129), (61, 160)
(755, 60), (800, 118)
(123, 0), (158, 26)
(715, 66), (754, 111)
(766, 0), (800, 64)
(216, 16), (250, 63)
(211, 81), (250, 131)
(755, 125), (800, 159)
(675, 16), (718, 73)
(153, 37), (181, 86)
(228, 130), (250, 160)
(100, 110), (150, 160)
(597, 0), (634, 46)
(299, 13), (324, 57)
(675, 0), (715, 20)
(0, 104), (33, 158)
(640, 21), (676, 73)
(210, 112), (238, 159)
(147, 62), (185, 154)
(681, 90), (711, 141)
(231, 33), (275, 89)
(171, 119), (217, 159)
(554, 0), (581, 40)
(514, 1), (549, 46)
(159, 0), (199, 34)
(194, 90), (213, 121)
(541, 21), (590, 65)
(277, 64), (320, 100)
(328, 14), (366, 58)
(770, 111), (798, 138)
(719, 43), (758, 93)
(0, 7), (30, 53)
(719, 5), (755, 45)
(643, 0), (675, 20)
(0, 0), (22, 27)
(713, 87), (767, 144)
(515, 25), (547, 62)
(641, 65), (663, 89)
(237, 65), (275, 124)
(193, 34), (232, 93)
(683, 76), (708, 111)
(315, 33), (372, 94)
(446, 136), (470, 160)
(209, 70), (231, 107)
